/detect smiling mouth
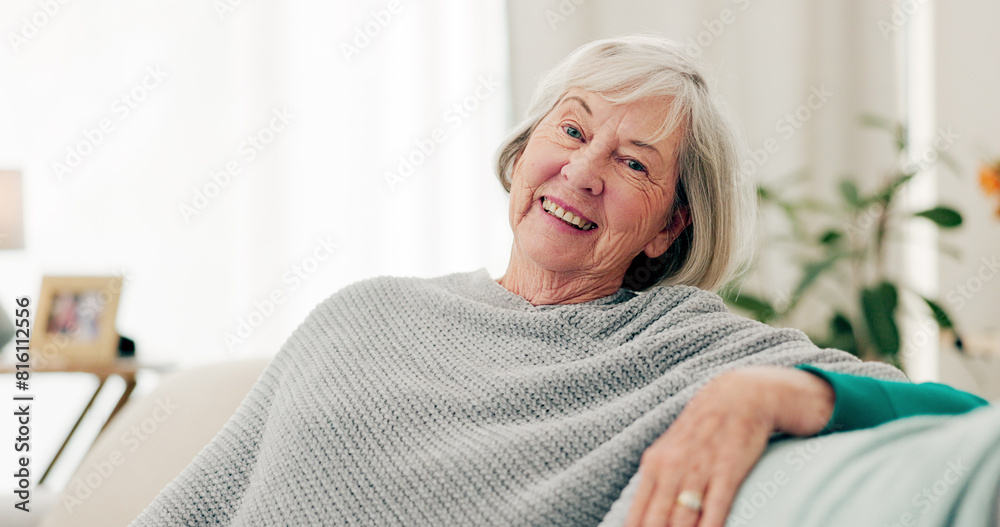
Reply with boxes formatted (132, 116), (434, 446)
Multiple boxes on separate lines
(541, 197), (596, 231)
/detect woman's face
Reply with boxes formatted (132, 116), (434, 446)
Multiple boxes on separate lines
(507, 88), (688, 281)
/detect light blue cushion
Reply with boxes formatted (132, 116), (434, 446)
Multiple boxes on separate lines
(601, 404), (1000, 526)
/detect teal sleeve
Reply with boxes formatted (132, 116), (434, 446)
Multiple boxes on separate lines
(795, 364), (989, 434)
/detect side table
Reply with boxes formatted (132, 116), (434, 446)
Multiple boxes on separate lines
(0, 359), (171, 484)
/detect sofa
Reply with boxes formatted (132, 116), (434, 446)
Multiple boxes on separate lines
(9, 356), (1000, 526)
(20, 358), (270, 527)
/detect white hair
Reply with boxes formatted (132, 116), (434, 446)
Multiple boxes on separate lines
(495, 35), (754, 292)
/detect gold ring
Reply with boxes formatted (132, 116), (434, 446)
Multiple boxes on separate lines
(676, 490), (703, 512)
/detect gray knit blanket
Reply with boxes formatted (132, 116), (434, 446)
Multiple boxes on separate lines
(130, 269), (905, 526)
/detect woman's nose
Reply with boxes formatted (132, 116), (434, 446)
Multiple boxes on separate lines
(561, 147), (605, 195)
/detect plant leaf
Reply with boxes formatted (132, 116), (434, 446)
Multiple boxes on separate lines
(860, 282), (901, 357)
(914, 206), (963, 228)
(921, 296), (965, 352)
(831, 312), (854, 334)
(826, 312), (859, 357)
(819, 230), (843, 246)
(839, 180), (861, 207)
(866, 172), (915, 207)
(859, 115), (907, 151)
(777, 203), (808, 241)
(796, 199), (842, 215)
(921, 297), (954, 329)
(725, 294), (777, 323)
(792, 254), (844, 300)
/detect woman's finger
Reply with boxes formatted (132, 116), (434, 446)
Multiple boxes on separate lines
(698, 481), (736, 527)
(633, 444), (686, 526)
(626, 369), (781, 527)
(635, 450), (684, 527)
(642, 446), (710, 527)
(637, 480), (674, 527)
(697, 456), (754, 527)
(624, 468), (657, 527)
(668, 484), (706, 527)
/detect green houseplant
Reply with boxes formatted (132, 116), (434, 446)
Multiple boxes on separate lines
(722, 118), (964, 368)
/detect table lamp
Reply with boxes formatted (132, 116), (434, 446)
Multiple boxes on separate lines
(0, 170), (24, 250)
(0, 170), (25, 351)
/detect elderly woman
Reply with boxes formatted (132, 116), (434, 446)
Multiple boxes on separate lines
(131, 36), (988, 527)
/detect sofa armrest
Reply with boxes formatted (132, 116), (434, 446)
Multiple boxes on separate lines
(39, 358), (271, 527)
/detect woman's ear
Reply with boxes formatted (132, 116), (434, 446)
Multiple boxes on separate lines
(642, 206), (691, 259)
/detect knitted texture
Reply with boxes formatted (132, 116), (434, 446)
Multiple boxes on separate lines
(129, 269), (905, 526)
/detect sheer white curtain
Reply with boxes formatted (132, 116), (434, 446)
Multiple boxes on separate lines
(0, 0), (512, 365)
(0, 0), (511, 491)
(225, 0), (514, 360)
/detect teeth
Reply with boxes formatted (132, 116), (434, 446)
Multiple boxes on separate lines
(541, 197), (596, 231)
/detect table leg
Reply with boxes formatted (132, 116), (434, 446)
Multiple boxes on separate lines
(39, 376), (107, 485)
(99, 375), (137, 436)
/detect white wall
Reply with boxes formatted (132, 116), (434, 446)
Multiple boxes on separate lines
(936, 0), (1000, 347)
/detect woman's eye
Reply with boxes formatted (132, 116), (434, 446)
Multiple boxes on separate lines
(564, 126), (582, 139)
(626, 159), (647, 173)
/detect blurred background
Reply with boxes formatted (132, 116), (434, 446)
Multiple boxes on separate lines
(1, 0), (999, 499)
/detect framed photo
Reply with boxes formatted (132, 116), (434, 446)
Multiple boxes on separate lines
(31, 276), (124, 366)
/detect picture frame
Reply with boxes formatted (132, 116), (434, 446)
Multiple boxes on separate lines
(31, 275), (124, 366)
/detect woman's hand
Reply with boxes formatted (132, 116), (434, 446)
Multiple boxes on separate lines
(623, 366), (835, 527)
